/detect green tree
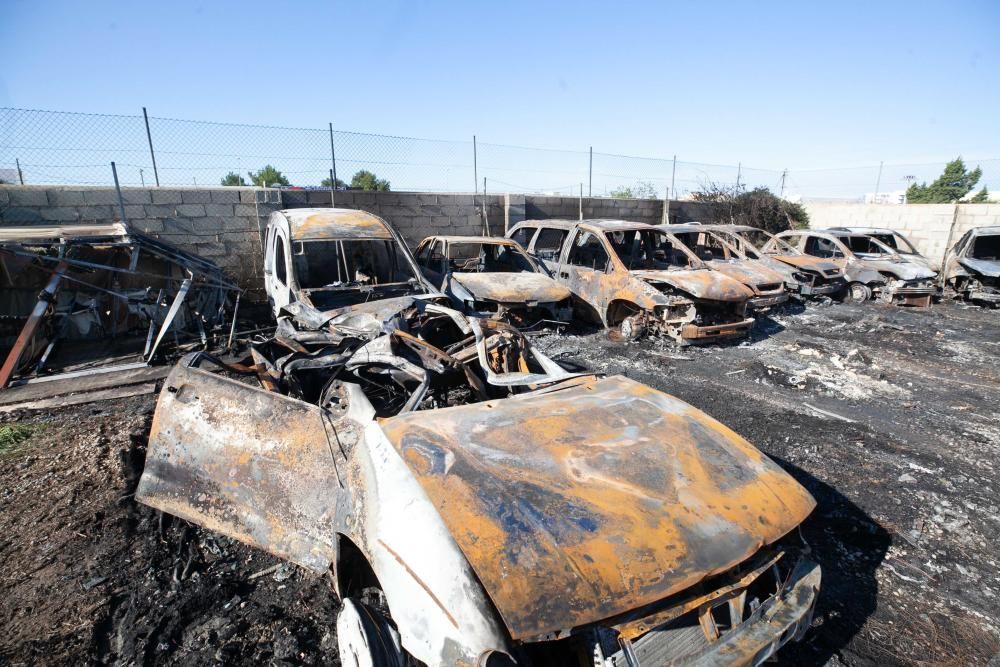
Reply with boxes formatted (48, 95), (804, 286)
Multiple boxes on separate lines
(350, 170), (390, 191)
(247, 165), (290, 187)
(221, 171), (247, 186)
(905, 157), (982, 203)
(969, 186), (989, 203)
(609, 181), (658, 199)
(321, 175), (348, 189)
(692, 184), (808, 233)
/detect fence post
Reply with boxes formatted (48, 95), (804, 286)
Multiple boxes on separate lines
(662, 186), (669, 224)
(15, 158), (24, 185)
(579, 183), (583, 220)
(328, 123), (338, 193)
(473, 136), (478, 196)
(142, 107), (160, 187)
(111, 162), (128, 224)
(588, 147), (593, 197)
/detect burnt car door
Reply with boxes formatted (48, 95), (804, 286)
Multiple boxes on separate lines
(416, 238), (447, 288)
(264, 224), (293, 315)
(558, 228), (616, 322)
(530, 227), (569, 275)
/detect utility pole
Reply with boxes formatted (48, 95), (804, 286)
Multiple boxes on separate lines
(139, 168), (145, 187)
(780, 169), (787, 197)
(588, 146), (593, 197)
(873, 161), (884, 204)
(473, 136), (478, 196)
(736, 162), (742, 190)
(670, 155), (677, 201)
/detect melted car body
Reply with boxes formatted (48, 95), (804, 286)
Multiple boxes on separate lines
(943, 225), (1000, 306)
(771, 229), (937, 306)
(658, 225), (789, 311)
(138, 208), (821, 666)
(414, 235), (572, 326)
(507, 219), (756, 343)
(690, 224), (846, 298)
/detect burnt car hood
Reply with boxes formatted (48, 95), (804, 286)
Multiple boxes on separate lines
(859, 258), (936, 280)
(771, 254), (840, 275)
(959, 258), (1000, 277)
(450, 272), (571, 304)
(706, 261), (785, 290)
(379, 375), (816, 640)
(631, 268), (753, 302)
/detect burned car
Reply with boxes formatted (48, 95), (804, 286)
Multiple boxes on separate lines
(507, 219), (756, 343)
(138, 209), (821, 666)
(693, 224), (846, 299)
(828, 227), (936, 272)
(943, 225), (1000, 306)
(772, 229), (937, 306)
(657, 224), (789, 311)
(414, 235), (572, 326)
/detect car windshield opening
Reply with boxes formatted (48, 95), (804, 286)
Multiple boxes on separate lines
(970, 234), (1000, 260)
(447, 242), (537, 273)
(292, 239), (420, 289)
(605, 230), (693, 269)
(837, 235), (890, 256)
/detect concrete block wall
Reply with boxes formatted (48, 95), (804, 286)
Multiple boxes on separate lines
(0, 185), (281, 291)
(803, 202), (1000, 266)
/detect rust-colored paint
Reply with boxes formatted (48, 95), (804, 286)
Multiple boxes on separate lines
(286, 208), (393, 241)
(449, 273), (571, 305)
(379, 375), (816, 640)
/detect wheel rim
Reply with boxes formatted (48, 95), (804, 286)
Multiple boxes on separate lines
(849, 284), (867, 302)
(337, 598), (402, 667)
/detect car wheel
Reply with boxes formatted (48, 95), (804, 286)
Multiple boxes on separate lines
(336, 597), (406, 667)
(844, 282), (871, 303)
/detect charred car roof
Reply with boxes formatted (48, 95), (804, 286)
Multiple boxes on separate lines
(275, 208), (394, 241)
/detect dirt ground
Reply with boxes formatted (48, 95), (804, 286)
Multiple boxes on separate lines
(1, 299), (998, 666)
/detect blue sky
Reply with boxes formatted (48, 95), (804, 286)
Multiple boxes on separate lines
(1, 0), (999, 193)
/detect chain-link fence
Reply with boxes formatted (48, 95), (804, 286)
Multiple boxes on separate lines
(1, 107), (997, 201)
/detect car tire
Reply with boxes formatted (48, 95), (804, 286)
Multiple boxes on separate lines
(336, 597), (406, 667)
(844, 282), (872, 304)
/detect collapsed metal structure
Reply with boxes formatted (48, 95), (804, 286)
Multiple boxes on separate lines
(0, 223), (239, 388)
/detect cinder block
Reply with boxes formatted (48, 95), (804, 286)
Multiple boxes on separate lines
(151, 189), (184, 204)
(175, 204), (206, 217)
(9, 188), (49, 206)
(76, 205), (115, 221)
(82, 189), (118, 205)
(210, 189), (241, 203)
(281, 190), (308, 206)
(0, 189), (9, 206)
(444, 194), (475, 207)
(0, 207), (45, 223)
(121, 189), (152, 204)
(124, 205), (146, 220)
(139, 219), (165, 233)
(161, 217), (197, 234)
(203, 203), (235, 217)
(223, 217), (257, 232)
(307, 190), (332, 205)
(40, 206), (82, 222)
(239, 189), (259, 203)
(195, 217), (228, 233)
(195, 242), (227, 257)
(47, 189), (85, 206)
(179, 190), (211, 204)
(144, 204), (177, 218)
(234, 204), (260, 217)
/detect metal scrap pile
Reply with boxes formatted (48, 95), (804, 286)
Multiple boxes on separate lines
(246, 295), (575, 417)
(0, 223), (239, 388)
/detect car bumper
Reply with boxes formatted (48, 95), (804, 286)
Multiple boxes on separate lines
(892, 286), (935, 308)
(610, 559), (821, 666)
(681, 317), (755, 341)
(747, 293), (788, 310)
(968, 289), (1000, 304)
(798, 279), (845, 296)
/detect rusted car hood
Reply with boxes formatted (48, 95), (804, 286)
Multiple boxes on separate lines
(380, 375), (816, 640)
(771, 254), (840, 274)
(860, 258), (936, 280)
(706, 261), (786, 290)
(631, 269), (753, 302)
(959, 258), (1000, 277)
(450, 272), (571, 303)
